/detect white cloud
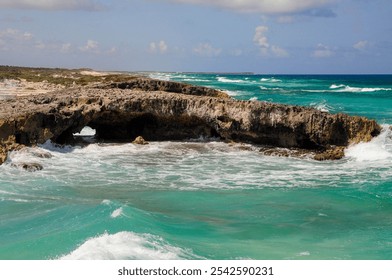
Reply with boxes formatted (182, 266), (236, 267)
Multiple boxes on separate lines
(276, 16), (296, 24)
(253, 26), (289, 57)
(149, 40), (168, 54)
(253, 26), (270, 55)
(0, 28), (33, 41)
(0, 28), (121, 57)
(271, 45), (289, 57)
(0, 28), (34, 50)
(0, 28), (117, 56)
(168, 0), (335, 15)
(80, 40), (100, 53)
(107, 46), (117, 54)
(0, 0), (104, 11)
(312, 43), (334, 58)
(60, 43), (72, 53)
(353, 40), (369, 51)
(34, 40), (46, 49)
(193, 43), (222, 57)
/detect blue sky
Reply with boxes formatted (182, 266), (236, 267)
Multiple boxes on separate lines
(0, 0), (391, 73)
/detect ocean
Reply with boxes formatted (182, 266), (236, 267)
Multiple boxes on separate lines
(1, 74), (392, 260)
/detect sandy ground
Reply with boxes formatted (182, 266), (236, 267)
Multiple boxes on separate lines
(0, 79), (66, 98)
(80, 70), (108, 76)
(0, 69), (122, 99)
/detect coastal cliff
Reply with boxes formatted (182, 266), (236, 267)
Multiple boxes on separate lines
(0, 77), (381, 165)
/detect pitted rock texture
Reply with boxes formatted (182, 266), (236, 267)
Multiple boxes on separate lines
(0, 83), (381, 164)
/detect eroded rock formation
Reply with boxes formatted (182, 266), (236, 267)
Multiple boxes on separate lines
(0, 78), (382, 164)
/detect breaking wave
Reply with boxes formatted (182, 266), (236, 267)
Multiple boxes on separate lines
(330, 84), (392, 93)
(345, 125), (392, 162)
(59, 231), (199, 260)
(217, 77), (247, 83)
(260, 78), (282, 83)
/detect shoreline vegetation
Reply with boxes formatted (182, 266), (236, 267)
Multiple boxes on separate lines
(0, 66), (382, 168)
(0, 65), (143, 96)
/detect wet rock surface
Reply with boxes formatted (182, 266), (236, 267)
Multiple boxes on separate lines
(11, 162), (43, 172)
(132, 136), (149, 145)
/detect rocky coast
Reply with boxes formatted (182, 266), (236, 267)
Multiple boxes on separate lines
(0, 67), (382, 166)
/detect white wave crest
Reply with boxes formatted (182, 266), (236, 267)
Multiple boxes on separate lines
(148, 73), (172, 81)
(182, 78), (210, 82)
(329, 84), (346, 89)
(225, 90), (241, 96)
(59, 231), (198, 260)
(345, 126), (392, 162)
(111, 207), (123, 218)
(217, 77), (246, 83)
(330, 84), (392, 93)
(73, 126), (96, 136)
(101, 199), (111, 205)
(259, 86), (282, 92)
(260, 78), (281, 83)
(310, 101), (334, 113)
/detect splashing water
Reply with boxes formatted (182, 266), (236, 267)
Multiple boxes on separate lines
(1, 74), (392, 260)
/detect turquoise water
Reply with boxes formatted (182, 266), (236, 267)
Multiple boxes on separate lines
(1, 74), (392, 259)
(156, 73), (392, 123)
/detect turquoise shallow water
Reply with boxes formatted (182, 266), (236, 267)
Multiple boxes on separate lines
(155, 73), (392, 123)
(1, 74), (392, 259)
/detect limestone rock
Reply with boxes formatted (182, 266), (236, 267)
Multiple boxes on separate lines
(104, 78), (229, 99)
(0, 77), (382, 164)
(19, 147), (53, 158)
(11, 162), (43, 172)
(132, 136), (149, 145)
(313, 146), (345, 161)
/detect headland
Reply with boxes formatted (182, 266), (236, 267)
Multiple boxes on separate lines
(0, 66), (382, 165)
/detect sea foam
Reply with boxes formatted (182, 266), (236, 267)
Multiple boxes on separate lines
(345, 126), (392, 162)
(59, 231), (197, 260)
(310, 101), (334, 113)
(73, 126), (96, 136)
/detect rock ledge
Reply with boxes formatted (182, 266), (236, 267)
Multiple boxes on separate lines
(0, 80), (381, 164)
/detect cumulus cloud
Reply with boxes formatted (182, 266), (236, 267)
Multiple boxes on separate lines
(167, 0), (335, 15)
(149, 40), (168, 54)
(253, 26), (288, 57)
(0, 28), (34, 50)
(253, 26), (270, 55)
(0, 28), (75, 53)
(193, 43), (222, 57)
(79, 40), (100, 53)
(311, 43), (334, 58)
(271, 45), (289, 57)
(0, 28), (33, 41)
(353, 40), (369, 51)
(0, 0), (104, 11)
(0, 28), (117, 55)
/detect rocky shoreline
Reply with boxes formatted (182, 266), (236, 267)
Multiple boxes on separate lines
(0, 71), (382, 166)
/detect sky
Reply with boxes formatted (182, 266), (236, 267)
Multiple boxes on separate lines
(0, 0), (391, 74)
